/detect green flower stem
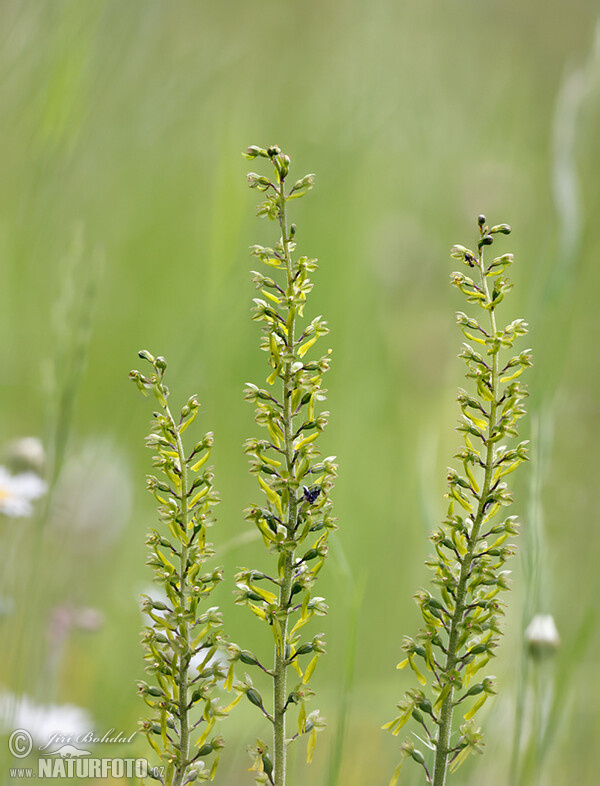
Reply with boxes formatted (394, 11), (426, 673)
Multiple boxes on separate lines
(387, 219), (528, 783)
(241, 145), (334, 784)
(171, 409), (191, 786)
(132, 352), (225, 785)
(432, 243), (498, 786)
(273, 177), (296, 786)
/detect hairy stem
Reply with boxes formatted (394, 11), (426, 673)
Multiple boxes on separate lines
(169, 405), (191, 786)
(273, 179), (297, 786)
(432, 243), (498, 786)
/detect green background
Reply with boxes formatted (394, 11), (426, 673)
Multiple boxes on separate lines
(2, 1), (599, 783)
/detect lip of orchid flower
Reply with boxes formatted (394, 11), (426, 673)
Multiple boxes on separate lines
(0, 466), (47, 517)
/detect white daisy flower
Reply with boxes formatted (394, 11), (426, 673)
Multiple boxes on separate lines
(0, 467), (46, 517)
(0, 692), (92, 748)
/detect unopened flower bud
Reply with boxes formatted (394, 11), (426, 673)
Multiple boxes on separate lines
(525, 614), (560, 659)
(244, 145), (269, 159)
(246, 687), (264, 709)
(490, 223), (511, 235)
(239, 650), (260, 666)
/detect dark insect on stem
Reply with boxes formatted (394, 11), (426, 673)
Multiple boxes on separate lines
(302, 485), (321, 504)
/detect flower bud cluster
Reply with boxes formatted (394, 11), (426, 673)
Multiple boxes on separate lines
(386, 217), (531, 785)
(130, 352), (230, 784)
(236, 145), (336, 782)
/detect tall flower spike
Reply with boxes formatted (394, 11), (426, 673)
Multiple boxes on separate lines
(385, 217), (531, 786)
(130, 353), (233, 786)
(233, 145), (337, 786)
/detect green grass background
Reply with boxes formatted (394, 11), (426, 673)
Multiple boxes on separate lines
(2, 1), (600, 783)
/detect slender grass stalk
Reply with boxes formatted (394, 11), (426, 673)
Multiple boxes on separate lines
(7, 229), (101, 710)
(385, 216), (531, 785)
(326, 570), (364, 786)
(131, 353), (232, 785)
(232, 145), (336, 786)
(45, 232), (101, 502)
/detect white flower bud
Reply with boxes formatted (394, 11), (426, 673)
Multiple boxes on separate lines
(525, 614), (560, 659)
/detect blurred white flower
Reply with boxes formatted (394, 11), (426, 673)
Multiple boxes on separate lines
(525, 614), (560, 659)
(0, 467), (46, 517)
(6, 437), (45, 475)
(138, 584), (168, 618)
(0, 693), (92, 747)
(49, 439), (132, 554)
(189, 644), (229, 676)
(138, 587), (227, 679)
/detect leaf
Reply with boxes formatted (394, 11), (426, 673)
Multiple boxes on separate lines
(298, 701), (306, 735)
(224, 662), (235, 692)
(462, 410), (488, 431)
(462, 329), (487, 346)
(221, 692), (244, 714)
(261, 289), (281, 304)
(389, 762), (404, 786)
(266, 420), (284, 446)
(294, 431), (320, 451)
(464, 693), (488, 721)
(382, 712), (410, 736)
(145, 731), (162, 758)
(179, 410), (198, 433)
(195, 718), (216, 748)
(190, 451), (210, 472)
(306, 728), (317, 763)
(248, 602), (268, 622)
(249, 585), (278, 605)
(302, 655), (319, 684)
(449, 748), (471, 773)
(260, 452), (282, 468)
(308, 392), (315, 420)
(271, 614), (283, 652)
(492, 459), (522, 482)
(189, 486), (209, 508)
(448, 486), (473, 513)
(209, 751), (220, 780)
(257, 474), (283, 515)
(500, 367), (525, 384)
(408, 655), (427, 686)
(266, 366), (280, 385)
(160, 707), (168, 747)
(298, 335), (318, 358)
(255, 517), (276, 543)
(434, 683), (451, 711)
